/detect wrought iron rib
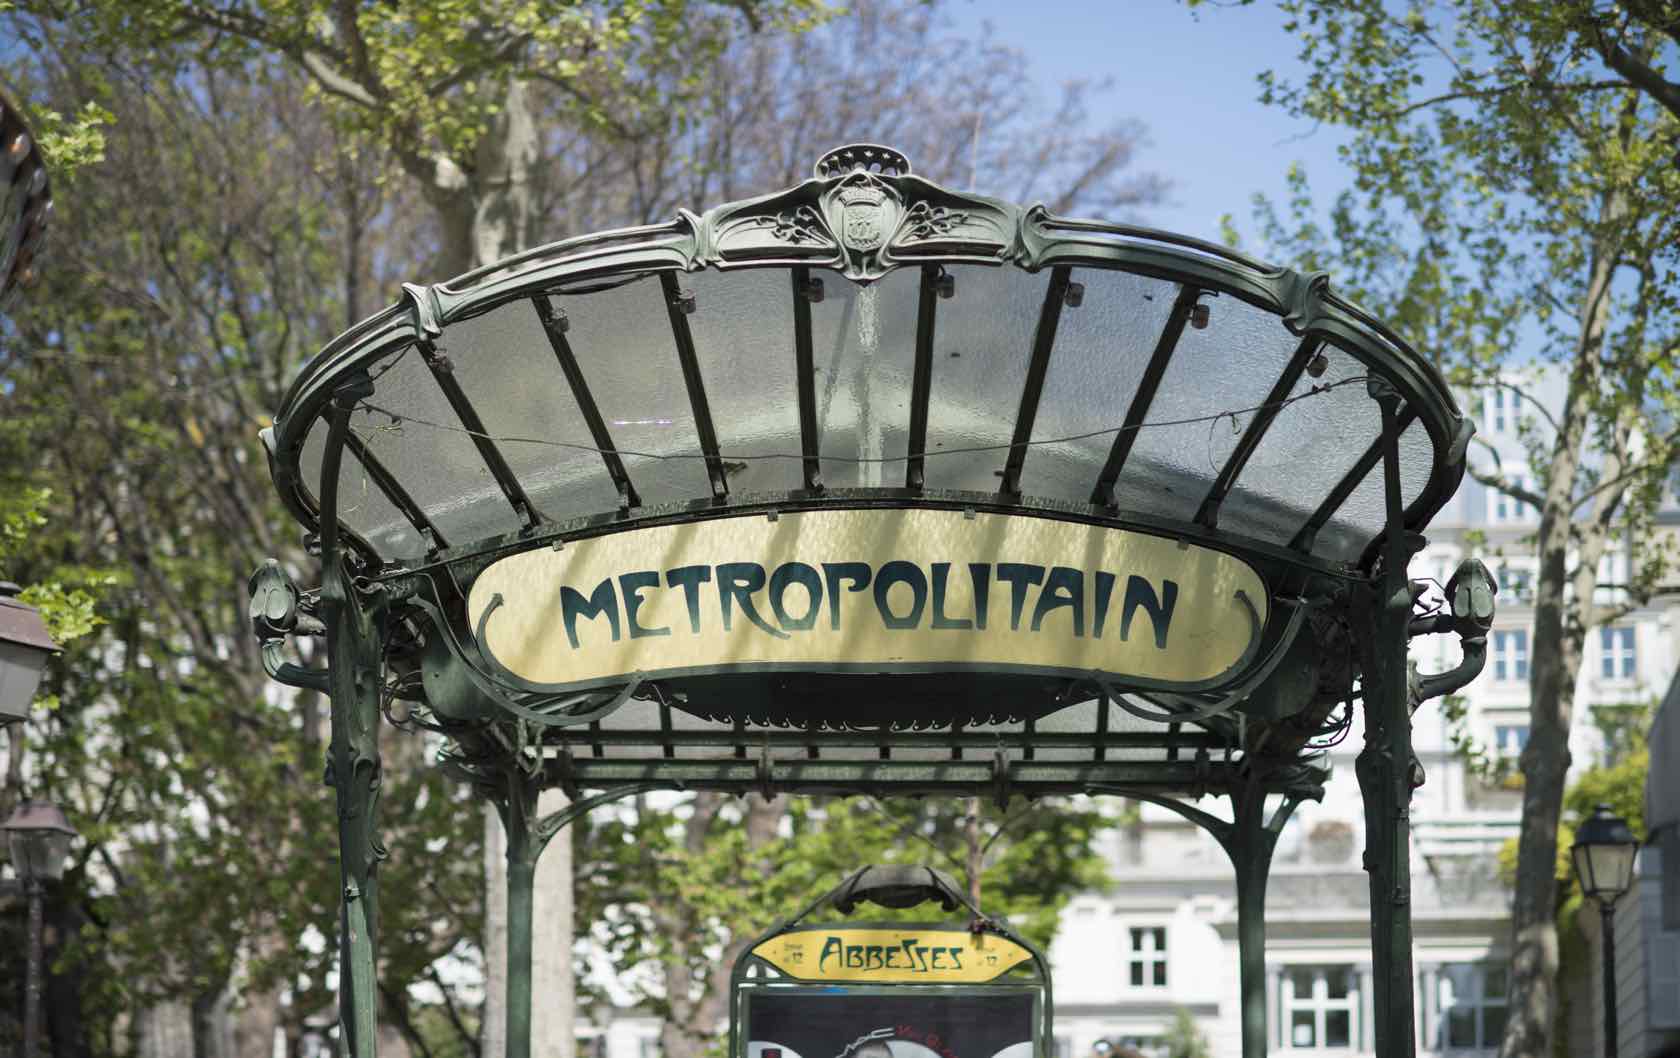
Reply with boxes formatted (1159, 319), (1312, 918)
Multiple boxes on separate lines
(906, 265), (941, 490)
(791, 266), (823, 492)
(1091, 284), (1200, 507)
(660, 271), (728, 500)
(1290, 406), (1418, 552)
(1194, 336), (1322, 528)
(532, 295), (641, 510)
(1000, 265), (1072, 498)
(342, 429), (448, 552)
(416, 338), (540, 528)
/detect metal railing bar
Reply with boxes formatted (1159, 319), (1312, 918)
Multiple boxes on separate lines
(660, 271), (728, 500)
(1194, 336), (1322, 528)
(1091, 284), (1201, 507)
(1000, 265), (1072, 498)
(906, 265), (942, 490)
(341, 429), (448, 552)
(532, 294), (641, 511)
(1289, 406), (1418, 552)
(791, 266), (823, 492)
(416, 338), (540, 529)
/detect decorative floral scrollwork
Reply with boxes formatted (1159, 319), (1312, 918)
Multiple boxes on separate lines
(901, 200), (970, 241)
(764, 205), (825, 244)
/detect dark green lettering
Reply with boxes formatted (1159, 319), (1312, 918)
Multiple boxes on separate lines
(947, 947), (963, 970)
(866, 945), (884, 969)
(718, 562), (789, 640)
(1092, 571), (1117, 638)
(1031, 566), (1085, 636)
(665, 566), (711, 634)
(822, 562), (872, 630)
(995, 563), (1045, 631)
(929, 563), (972, 629)
(930, 948), (947, 969)
(819, 936), (843, 974)
(768, 562), (823, 631)
(560, 579), (620, 649)
(968, 563), (991, 630)
(874, 560), (928, 629)
(618, 571), (669, 639)
(1121, 576), (1179, 649)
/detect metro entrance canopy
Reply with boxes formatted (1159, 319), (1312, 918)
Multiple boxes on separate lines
(249, 145), (1494, 1058)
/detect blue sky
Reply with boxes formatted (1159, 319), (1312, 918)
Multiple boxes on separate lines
(956, 0), (1351, 241)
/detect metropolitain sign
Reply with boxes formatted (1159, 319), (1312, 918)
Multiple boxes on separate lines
(467, 508), (1266, 691)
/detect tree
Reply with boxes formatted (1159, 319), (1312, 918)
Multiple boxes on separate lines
(575, 794), (1108, 1058)
(1162, 1007), (1213, 1058)
(5, 2), (1166, 1053)
(1191, 2), (1680, 1055)
(1, 53), (489, 1057)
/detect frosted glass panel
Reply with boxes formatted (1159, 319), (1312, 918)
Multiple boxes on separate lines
(1217, 346), (1384, 546)
(300, 412), (427, 559)
(352, 348), (526, 545)
(1316, 417), (1437, 561)
(558, 274), (712, 506)
(444, 294), (621, 520)
(806, 268), (919, 489)
(685, 267), (802, 494)
(923, 265), (1051, 492)
(1026, 268), (1182, 505)
(1112, 294), (1305, 521)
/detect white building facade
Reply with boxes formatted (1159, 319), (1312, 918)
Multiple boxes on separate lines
(1046, 380), (1680, 1057)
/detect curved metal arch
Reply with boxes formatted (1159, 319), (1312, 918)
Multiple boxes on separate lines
(261, 153), (1467, 579)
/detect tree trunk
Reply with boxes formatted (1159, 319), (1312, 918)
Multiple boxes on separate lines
(964, 796), (983, 906)
(658, 795), (784, 1058)
(531, 788), (575, 1058)
(482, 803), (508, 1058)
(1499, 210), (1620, 1058)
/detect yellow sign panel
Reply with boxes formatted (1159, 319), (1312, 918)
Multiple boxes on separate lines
(467, 508), (1265, 690)
(751, 927), (1034, 983)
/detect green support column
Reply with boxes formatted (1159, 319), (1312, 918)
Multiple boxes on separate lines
(319, 381), (386, 1058)
(495, 771), (658, 1058)
(502, 767), (541, 1058)
(1355, 379), (1421, 1058)
(1122, 784), (1308, 1058)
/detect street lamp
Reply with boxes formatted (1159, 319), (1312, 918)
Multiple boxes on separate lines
(4, 800), (78, 1058)
(0, 582), (61, 726)
(1571, 803), (1639, 1058)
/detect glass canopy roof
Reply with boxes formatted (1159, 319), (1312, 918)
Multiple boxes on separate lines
(267, 146), (1465, 579)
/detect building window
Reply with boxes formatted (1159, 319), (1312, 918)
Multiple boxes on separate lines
(1496, 562), (1533, 603)
(1494, 724), (1529, 759)
(1599, 626), (1636, 680)
(1486, 388), (1510, 433)
(1436, 963), (1508, 1050)
(1128, 926), (1167, 987)
(1283, 966), (1358, 1049)
(1491, 479), (1535, 523)
(1492, 630), (1529, 682)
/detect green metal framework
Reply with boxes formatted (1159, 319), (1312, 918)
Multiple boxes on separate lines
(247, 144), (1495, 1058)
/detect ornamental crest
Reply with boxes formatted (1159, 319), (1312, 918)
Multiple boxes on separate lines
(820, 170), (904, 280)
(838, 179), (888, 251)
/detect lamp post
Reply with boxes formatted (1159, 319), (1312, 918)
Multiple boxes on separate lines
(3, 800), (78, 1058)
(1571, 803), (1639, 1058)
(1, 582), (61, 727)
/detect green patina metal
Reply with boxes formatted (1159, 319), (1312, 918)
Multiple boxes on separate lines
(248, 144), (1493, 1058)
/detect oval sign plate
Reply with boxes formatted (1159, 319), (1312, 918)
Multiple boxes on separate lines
(751, 926), (1034, 984)
(467, 508), (1266, 691)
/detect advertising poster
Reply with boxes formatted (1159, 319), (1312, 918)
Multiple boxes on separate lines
(745, 988), (1035, 1058)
